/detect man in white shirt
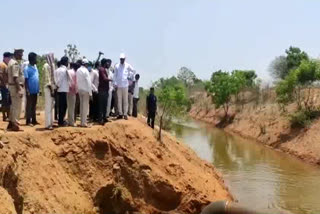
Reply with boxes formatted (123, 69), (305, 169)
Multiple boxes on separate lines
(89, 62), (99, 122)
(114, 53), (135, 120)
(76, 59), (92, 127)
(67, 63), (79, 127)
(132, 74), (140, 118)
(55, 56), (69, 126)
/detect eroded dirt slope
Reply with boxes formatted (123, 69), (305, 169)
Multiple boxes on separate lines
(0, 118), (231, 214)
(190, 91), (320, 165)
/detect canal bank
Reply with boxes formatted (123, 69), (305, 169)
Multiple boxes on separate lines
(171, 120), (320, 214)
(189, 98), (320, 166)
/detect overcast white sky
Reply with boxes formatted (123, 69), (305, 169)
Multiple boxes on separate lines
(1, 0), (320, 87)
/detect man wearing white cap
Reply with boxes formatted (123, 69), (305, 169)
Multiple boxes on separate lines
(76, 59), (92, 127)
(114, 53), (135, 120)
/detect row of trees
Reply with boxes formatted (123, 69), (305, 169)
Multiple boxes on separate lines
(202, 46), (320, 128)
(153, 46), (320, 134)
(205, 69), (258, 116)
(152, 67), (259, 133)
(270, 46), (320, 127)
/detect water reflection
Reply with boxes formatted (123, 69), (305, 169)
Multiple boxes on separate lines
(171, 121), (320, 214)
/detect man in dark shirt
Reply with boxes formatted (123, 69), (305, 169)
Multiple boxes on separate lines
(146, 87), (157, 129)
(98, 58), (111, 125)
(0, 52), (12, 122)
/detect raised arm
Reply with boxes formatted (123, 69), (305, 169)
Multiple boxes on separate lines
(128, 64), (136, 80)
(128, 64), (135, 73)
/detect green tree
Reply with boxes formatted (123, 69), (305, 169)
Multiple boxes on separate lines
(157, 84), (189, 142)
(286, 46), (309, 71)
(210, 70), (228, 82)
(275, 70), (297, 110)
(64, 44), (80, 63)
(276, 59), (319, 111)
(232, 70), (257, 87)
(209, 73), (234, 115)
(153, 76), (182, 89)
(206, 71), (246, 116)
(296, 60), (318, 84)
(295, 59), (319, 110)
(276, 59), (320, 127)
(269, 56), (288, 79)
(269, 47), (308, 80)
(177, 67), (197, 87)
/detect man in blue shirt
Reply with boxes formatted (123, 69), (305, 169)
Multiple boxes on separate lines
(24, 52), (39, 126)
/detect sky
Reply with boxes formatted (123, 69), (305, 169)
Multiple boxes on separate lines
(1, 0), (320, 87)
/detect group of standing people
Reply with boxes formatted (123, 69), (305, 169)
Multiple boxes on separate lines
(0, 49), (144, 131)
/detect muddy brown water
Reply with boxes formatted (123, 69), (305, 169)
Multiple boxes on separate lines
(171, 120), (320, 214)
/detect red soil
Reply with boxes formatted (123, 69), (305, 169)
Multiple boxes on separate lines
(0, 114), (231, 214)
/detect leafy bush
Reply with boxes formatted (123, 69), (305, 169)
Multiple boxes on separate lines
(289, 110), (311, 128)
(289, 109), (320, 128)
(275, 70), (297, 108)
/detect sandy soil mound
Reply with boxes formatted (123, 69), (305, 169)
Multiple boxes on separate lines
(0, 187), (16, 214)
(0, 117), (231, 214)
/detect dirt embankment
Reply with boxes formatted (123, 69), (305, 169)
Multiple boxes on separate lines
(190, 91), (320, 166)
(0, 117), (231, 214)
